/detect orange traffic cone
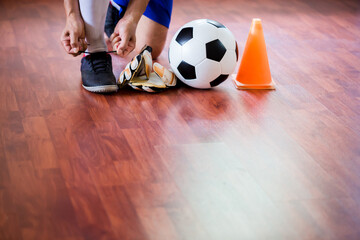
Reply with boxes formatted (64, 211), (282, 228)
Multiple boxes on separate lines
(233, 18), (275, 90)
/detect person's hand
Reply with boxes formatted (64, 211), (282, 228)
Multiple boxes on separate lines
(110, 17), (137, 57)
(60, 14), (87, 56)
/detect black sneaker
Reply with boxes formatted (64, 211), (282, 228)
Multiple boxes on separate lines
(81, 52), (118, 93)
(104, 3), (126, 38)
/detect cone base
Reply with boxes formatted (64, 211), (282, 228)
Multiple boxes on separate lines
(232, 74), (275, 90)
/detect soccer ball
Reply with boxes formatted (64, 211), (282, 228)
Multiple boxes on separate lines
(168, 19), (238, 89)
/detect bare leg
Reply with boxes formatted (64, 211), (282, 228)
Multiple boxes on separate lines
(135, 15), (169, 59)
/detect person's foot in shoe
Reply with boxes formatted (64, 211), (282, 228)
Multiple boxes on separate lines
(81, 52), (118, 93)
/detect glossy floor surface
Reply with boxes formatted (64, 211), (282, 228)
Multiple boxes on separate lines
(0, 0), (359, 239)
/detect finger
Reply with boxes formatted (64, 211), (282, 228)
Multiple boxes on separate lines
(79, 31), (87, 51)
(110, 32), (119, 43)
(122, 38), (136, 57)
(114, 42), (121, 54)
(70, 49), (81, 55)
(116, 37), (130, 57)
(116, 43), (125, 56)
(79, 38), (87, 52)
(78, 39), (83, 51)
(111, 36), (121, 48)
(62, 40), (72, 53)
(70, 32), (79, 53)
(122, 45), (132, 57)
(78, 39), (84, 52)
(70, 45), (82, 55)
(60, 30), (69, 41)
(118, 34), (129, 52)
(62, 43), (79, 56)
(61, 35), (72, 53)
(60, 31), (71, 52)
(116, 43), (126, 57)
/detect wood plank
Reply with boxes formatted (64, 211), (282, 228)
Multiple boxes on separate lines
(0, 0), (359, 239)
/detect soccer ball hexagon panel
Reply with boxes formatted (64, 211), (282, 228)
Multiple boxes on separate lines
(169, 19), (238, 89)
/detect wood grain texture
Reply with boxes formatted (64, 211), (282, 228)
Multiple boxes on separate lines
(0, 0), (359, 239)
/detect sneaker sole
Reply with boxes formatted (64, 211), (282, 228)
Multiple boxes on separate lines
(82, 84), (118, 93)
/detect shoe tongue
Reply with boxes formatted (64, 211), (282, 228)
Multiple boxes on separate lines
(89, 52), (110, 72)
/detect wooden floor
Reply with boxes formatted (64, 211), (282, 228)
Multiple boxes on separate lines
(1, 0), (360, 239)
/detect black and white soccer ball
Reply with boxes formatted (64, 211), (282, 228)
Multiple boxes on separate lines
(169, 19), (238, 89)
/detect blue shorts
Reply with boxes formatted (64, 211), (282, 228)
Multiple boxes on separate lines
(110, 0), (173, 28)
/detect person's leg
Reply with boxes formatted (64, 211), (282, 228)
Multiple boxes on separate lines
(137, 0), (172, 59)
(79, 0), (108, 53)
(78, 0), (118, 93)
(135, 15), (168, 59)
